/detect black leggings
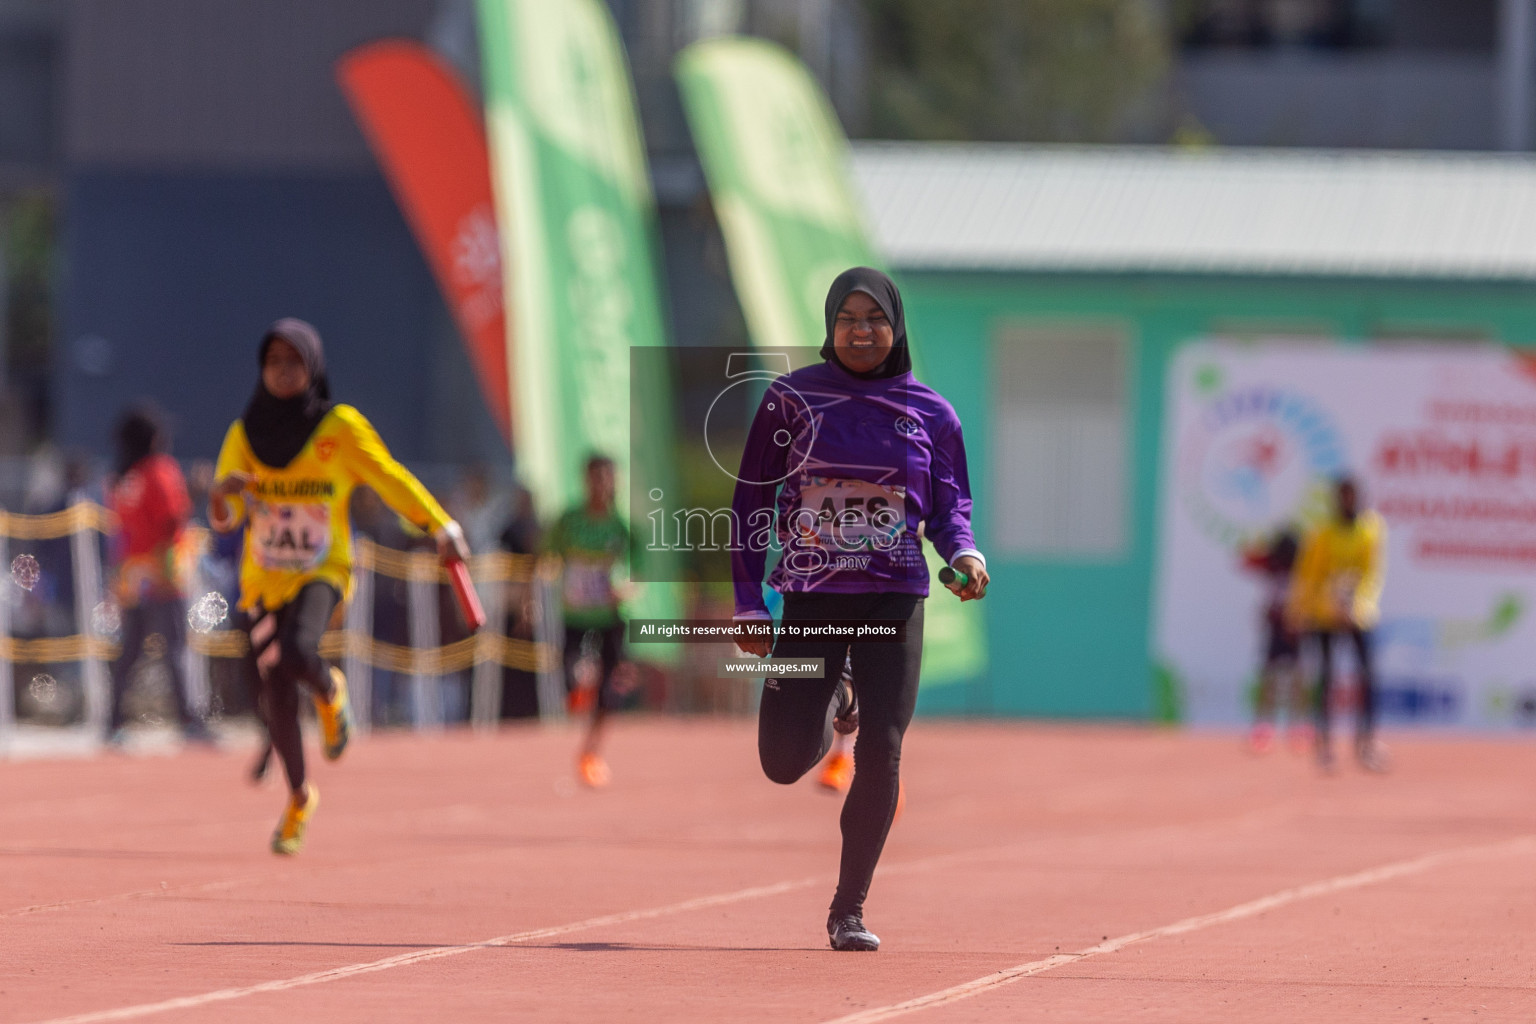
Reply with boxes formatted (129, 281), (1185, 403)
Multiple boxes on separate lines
(244, 582), (340, 794)
(1313, 627), (1376, 741)
(109, 597), (199, 731)
(563, 623), (627, 713)
(758, 592), (923, 918)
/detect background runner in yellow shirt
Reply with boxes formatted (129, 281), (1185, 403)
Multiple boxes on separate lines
(210, 318), (468, 854)
(1289, 476), (1388, 773)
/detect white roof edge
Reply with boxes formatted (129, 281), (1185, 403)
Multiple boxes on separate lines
(847, 142), (1536, 280)
(851, 138), (1536, 165)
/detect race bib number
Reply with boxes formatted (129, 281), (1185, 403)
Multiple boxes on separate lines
(797, 476), (907, 553)
(250, 501), (333, 572)
(564, 559), (615, 610)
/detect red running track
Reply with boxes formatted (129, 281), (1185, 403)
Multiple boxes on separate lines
(2, 720), (1535, 1023)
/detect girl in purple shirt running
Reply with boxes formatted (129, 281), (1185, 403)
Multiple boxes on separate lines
(732, 267), (988, 951)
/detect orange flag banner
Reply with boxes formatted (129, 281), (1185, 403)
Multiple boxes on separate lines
(337, 40), (512, 444)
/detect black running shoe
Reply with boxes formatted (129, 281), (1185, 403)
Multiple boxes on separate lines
(833, 659), (859, 736)
(828, 912), (880, 951)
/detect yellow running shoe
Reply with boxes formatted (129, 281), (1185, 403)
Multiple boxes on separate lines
(577, 752), (610, 788)
(316, 666), (351, 762)
(818, 750), (853, 793)
(271, 785), (319, 855)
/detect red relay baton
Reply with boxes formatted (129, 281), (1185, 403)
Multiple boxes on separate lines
(446, 557), (486, 632)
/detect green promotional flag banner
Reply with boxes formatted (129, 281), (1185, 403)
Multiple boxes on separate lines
(478, 0), (680, 634)
(675, 37), (986, 688)
(675, 38), (882, 356)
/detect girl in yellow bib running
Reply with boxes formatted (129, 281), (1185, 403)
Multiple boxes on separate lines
(210, 319), (467, 854)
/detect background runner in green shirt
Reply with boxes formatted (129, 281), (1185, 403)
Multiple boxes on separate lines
(545, 455), (635, 787)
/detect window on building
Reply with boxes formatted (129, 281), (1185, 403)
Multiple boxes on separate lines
(1179, 0), (1400, 51)
(991, 324), (1129, 558)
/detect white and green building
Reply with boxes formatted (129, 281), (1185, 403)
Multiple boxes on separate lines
(851, 144), (1536, 725)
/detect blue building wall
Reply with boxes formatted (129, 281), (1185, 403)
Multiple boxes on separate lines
(55, 169), (508, 468)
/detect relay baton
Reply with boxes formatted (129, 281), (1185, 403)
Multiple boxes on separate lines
(446, 557), (486, 632)
(937, 565), (969, 594)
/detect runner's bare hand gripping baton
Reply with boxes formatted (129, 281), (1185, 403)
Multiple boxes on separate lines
(937, 565), (968, 595)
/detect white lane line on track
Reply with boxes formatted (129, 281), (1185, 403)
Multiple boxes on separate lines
(821, 833), (1536, 1024)
(1, 877), (262, 920)
(1, 797), (1295, 923)
(14, 801), (1332, 1023)
(20, 875), (824, 1024)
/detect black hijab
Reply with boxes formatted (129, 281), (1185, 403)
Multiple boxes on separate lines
(819, 266), (912, 380)
(114, 404), (164, 476)
(241, 318), (334, 468)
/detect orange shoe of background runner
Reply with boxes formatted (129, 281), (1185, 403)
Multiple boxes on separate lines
(818, 750), (853, 792)
(315, 666), (350, 762)
(893, 779), (906, 822)
(270, 785), (319, 855)
(578, 752), (610, 788)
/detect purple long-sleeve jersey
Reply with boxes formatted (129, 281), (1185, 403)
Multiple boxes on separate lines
(731, 360), (981, 617)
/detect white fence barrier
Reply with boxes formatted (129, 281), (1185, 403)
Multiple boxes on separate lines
(0, 505), (564, 756)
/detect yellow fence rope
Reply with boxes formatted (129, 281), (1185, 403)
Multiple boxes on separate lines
(0, 635), (120, 662)
(0, 504), (117, 539)
(3, 629), (555, 674)
(355, 539), (543, 583)
(0, 512), (544, 581)
(314, 632), (553, 674)
(1, 509), (557, 674)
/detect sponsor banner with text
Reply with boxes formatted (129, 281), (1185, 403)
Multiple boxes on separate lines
(1154, 341), (1536, 729)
